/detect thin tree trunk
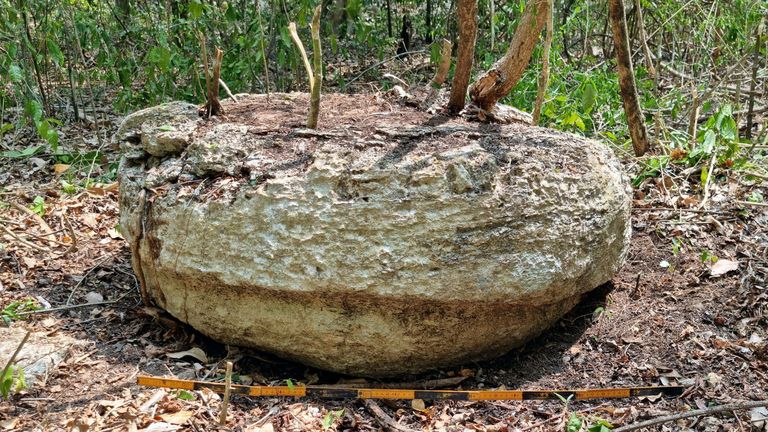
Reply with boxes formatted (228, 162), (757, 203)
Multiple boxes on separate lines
(447, 0), (478, 113)
(532, 0), (553, 124)
(21, 7), (49, 115)
(746, 16), (764, 139)
(425, 0), (433, 43)
(385, 0), (392, 38)
(468, 0), (550, 111)
(608, 0), (649, 156)
(632, 0), (656, 77)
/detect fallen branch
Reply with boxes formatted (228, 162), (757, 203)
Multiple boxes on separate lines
(218, 78), (238, 103)
(19, 293), (128, 316)
(614, 400), (768, 432)
(0, 224), (50, 252)
(11, 202), (56, 246)
(735, 200), (768, 208)
(139, 389), (167, 414)
(363, 399), (417, 432)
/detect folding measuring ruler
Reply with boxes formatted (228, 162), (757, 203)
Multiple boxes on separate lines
(138, 376), (684, 401)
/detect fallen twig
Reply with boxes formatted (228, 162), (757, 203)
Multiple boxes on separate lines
(735, 200), (768, 207)
(0, 224), (50, 252)
(139, 389), (167, 413)
(10, 202), (57, 246)
(19, 293), (128, 316)
(67, 253), (115, 304)
(1, 330), (31, 388)
(614, 400), (768, 432)
(52, 213), (77, 258)
(363, 399), (417, 432)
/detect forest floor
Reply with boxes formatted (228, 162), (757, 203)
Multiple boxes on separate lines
(0, 93), (767, 432)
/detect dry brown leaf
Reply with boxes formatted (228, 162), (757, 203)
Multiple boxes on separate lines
(166, 347), (208, 363)
(245, 422), (275, 432)
(0, 418), (19, 430)
(710, 259), (738, 277)
(411, 399), (426, 411)
(53, 164), (71, 174)
(158, 410), (194, 425)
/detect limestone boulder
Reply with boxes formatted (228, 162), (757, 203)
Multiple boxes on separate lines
(117, 94), (631, 377)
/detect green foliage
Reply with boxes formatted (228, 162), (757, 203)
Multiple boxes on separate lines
(1, 299), (40, 325)
(566, 413), (583, 432)
(587, 420), (614, 432)
(175, 389), (197, 401)
(322, 408), (344, 429)
(0, 364), (27, 400)
(30, 195), (46, 217)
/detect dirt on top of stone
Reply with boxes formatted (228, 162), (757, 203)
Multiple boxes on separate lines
(122, 93), (605, 204)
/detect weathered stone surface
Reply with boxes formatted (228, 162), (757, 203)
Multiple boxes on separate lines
(113, 101), (198, 158)
(117, 94), (631, 377)
(0, 326), (86, 387)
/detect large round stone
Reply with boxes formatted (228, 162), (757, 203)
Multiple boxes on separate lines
(117, 94), (631, 377)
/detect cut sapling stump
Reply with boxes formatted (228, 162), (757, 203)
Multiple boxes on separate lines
(289, 5), (323, 129)
(199, 34), (224, 118)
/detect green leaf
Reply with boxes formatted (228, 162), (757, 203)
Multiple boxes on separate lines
(720, 116), (737, 141)
(700, 165), (708, 185)
(46, 39), (65, 66)
(31, 196), (45, 217)
(24, 99), (43, 123)
(566, 413), (583, 432)
(157, 125), (175, 132)
(9, 64), (23, 83)
(1, 145), (44, 159)
(189, 0), (203, 19)
(587, 423), (613, 432)
(701, 130), (716, 153)
(176, 390), (197, 400)
(582, 81), (597, 113)
(286, 379), (294, 389)
(148, 46), (172, 72)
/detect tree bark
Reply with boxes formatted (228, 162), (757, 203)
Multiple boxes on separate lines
(608, 0), (649, 156)
(447, 0), (478, 113)
(632, 0), (656, 78)
(468, 0), (550, 112)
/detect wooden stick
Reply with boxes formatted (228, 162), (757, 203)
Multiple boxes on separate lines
(364, 399), (417, 432)
(10, 202), (56, 246)
(735, 200), (768, 208)
(20, 293), (128, 316)
(219, 361), (233, 425)
(614, 400), (768, 432)
(1, 330), (30, 391)
(0, 224), (49, 252)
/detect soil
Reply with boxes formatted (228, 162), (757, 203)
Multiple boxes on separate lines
(1, 93), (767, 431)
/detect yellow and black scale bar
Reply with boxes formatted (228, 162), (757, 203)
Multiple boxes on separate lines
(137, 376), (684, 401)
